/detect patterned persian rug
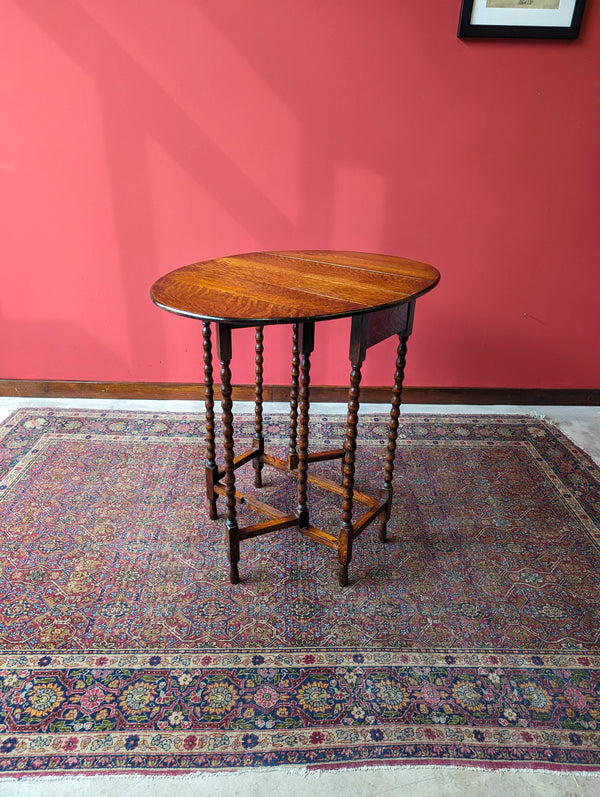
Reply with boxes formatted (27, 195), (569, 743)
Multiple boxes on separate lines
(0, 409), (599, 776)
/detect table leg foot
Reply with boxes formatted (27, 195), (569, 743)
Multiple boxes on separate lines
(378, 486), (392, 542)
(205, 463), (219, 521)
(378, 521), (387, 543)
(229, 561), (240, 585)
(227, 520), (240, 584)
(338, 564), (349, 588)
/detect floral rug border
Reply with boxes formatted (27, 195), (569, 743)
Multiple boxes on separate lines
(0, 409), (599, 775)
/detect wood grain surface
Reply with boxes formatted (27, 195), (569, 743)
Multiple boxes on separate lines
(150, 250), (440, 324)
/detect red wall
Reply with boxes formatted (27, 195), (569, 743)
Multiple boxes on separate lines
(2, 1), (600, 389)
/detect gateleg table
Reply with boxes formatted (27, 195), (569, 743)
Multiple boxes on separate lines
(151, 250), (440, 587)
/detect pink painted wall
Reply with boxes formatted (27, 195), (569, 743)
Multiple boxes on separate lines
(2, 1), (600, 389)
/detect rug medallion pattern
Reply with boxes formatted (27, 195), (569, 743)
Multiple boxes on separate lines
(0, 410), (599, 774)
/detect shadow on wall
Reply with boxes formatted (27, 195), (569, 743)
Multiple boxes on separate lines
(15, 0), (435, 385)
(15, 0), (304, 381)
(17, 3), (593, 388)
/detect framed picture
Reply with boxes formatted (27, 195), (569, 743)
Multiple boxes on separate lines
(458, 0), (587, 39)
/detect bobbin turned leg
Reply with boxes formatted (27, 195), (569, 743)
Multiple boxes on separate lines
(288, 323), (300, 470)
(339, 360), (362, 587)
(296, 323), (314, 529)
(378, 334), (409, 543)
(202, 322), (219, 520)
(216, 323), (240, 585)
(253, 326), (265, 488)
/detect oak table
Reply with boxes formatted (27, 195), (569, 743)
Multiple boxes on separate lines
(151, 250), (440, 587)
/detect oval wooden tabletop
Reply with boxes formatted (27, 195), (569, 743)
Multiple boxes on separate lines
(151, 250), (440, 325)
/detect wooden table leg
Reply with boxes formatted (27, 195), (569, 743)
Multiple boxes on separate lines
(296, 322), (314, 528)
(339, 359), (362, 587)
(202, 321), (219, 520)
(216, 323), (240, 585)
(253, 325), (265, 488)
(288, 323), (300, 470)
(378, 334), (408, 542)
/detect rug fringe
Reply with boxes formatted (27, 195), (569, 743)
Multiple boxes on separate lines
(4, 763), (600, 782)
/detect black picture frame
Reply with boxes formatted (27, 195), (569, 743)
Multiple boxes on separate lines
(458, 0), (587, 39)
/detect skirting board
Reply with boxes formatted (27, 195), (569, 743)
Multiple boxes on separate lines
(0, 381), (598, 405)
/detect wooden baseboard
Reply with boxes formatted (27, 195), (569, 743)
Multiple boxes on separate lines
(0, 380), (598, 405)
